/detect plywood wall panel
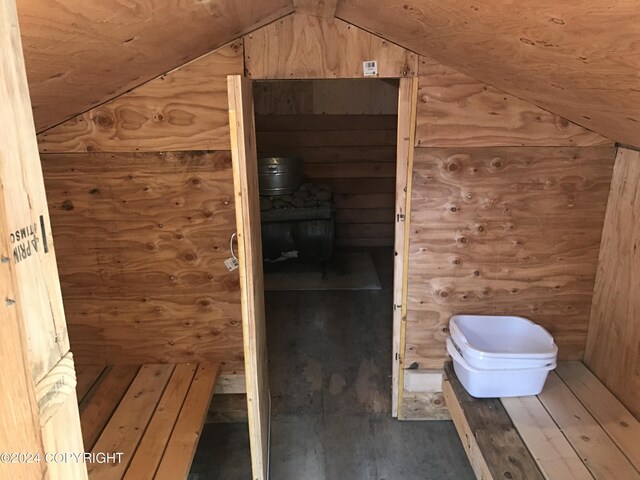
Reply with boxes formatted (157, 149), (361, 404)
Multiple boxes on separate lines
(404, 146), (616, 369)
(416, 57), (612, 148)
(38, 41), (244, 153)
(585, 147), (640, 420)
(41, 152), (242, 367)
(245, 14), (417, 79)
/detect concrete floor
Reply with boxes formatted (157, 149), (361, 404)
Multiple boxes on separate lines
(191, 248), (475, 479)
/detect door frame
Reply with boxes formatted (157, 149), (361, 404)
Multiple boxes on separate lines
(392, 77), (419, 417)
(228, 74), (419, 475)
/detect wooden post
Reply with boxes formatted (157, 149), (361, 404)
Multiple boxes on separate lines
(393, 77), (418, 418)
(0, 1), (86, 478)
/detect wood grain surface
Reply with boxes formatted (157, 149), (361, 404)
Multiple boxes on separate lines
(443, 362), (545, 480)
(336, 0), (638, 146)
(415, 56), (612, 148)
(245, 14), (418, 79)
(38, 41), (243, 153)
(18, 0), (293, 132)
(41, 152), (243, 368)
(585, 147), (640, 420)
(404, 146), (616, 369)
(228, 75), (270, 480)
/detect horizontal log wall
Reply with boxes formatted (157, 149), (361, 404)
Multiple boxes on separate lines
(254, 79), (398, 247)
(37, 42), (245, 373)
(404, 57), (616, 372)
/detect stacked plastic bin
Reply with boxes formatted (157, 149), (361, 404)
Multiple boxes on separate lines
(446, 315), (558, 398)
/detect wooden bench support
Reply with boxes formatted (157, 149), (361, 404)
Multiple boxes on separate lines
(444, 361), (640, 480)
(76, 363), (220, 480)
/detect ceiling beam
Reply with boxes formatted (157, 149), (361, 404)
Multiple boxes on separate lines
(293, 0), (339, 18)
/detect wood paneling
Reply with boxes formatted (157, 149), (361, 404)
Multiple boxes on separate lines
(336, 0), (637, 146)
(256, 114), (397, 247)
(416, 57), (612, 148)
(37, 41), (244, 153)
(41, 152), (243, 368)
(585, 147), (640, 420)
(18, 0), (293, 132)
(405, 146), (616, 369)
(245, 14), (417, 79)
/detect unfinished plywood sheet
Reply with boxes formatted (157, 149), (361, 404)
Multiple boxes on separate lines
(41, 152), (243, 368)
(405, 146), (616, 369)
(585, 147), (640, 420)
(18, 0), (293, 132)
(245, 14), (417, 79)
(416, 57), (612, 148)
(38, 41), (243, 153)
(336, 0), (640, 147)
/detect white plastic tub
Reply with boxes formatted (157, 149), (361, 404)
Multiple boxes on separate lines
(450, 315), (557, 370)
(447, 337), (555, 398)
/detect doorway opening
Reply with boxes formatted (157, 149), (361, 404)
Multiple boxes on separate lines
(254, 78), (400, 424)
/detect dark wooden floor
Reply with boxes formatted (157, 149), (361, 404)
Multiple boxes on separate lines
(191, 248), (474, 479)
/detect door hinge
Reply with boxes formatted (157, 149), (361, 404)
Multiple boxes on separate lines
(394, 303), (402, 310)
(396, 213), (406, 222)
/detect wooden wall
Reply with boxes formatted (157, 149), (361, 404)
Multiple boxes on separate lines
(404, 57), (616, 372)
(36, 16), (418, 374)
(38, 41), (242, 153)
(245, 14), (417, 79)
(38, 43), (245, 373)
(254, 79), (398, 247)
(585, 147), (640, 420)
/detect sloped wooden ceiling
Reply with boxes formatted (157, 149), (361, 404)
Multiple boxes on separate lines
(18, 0), (293, 132)
(20, 0), (640, 145)
(336, 0), (640, 146)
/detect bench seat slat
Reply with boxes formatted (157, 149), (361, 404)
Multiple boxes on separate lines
(555, 361), (640, 473)
(501, 395), (594, 480)
(80, 365), (140, 451)
(88, 364), (175, 480)
(123, 364), (199, 480)
(155, 363), (221, 480)
(539, 372), (640, 480)
(75, 365), (108, 404)
(443, 362), (545, 480)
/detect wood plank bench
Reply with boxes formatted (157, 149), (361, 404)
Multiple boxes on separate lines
(75, 363), (220, 480)
(443, 361), (640, 480)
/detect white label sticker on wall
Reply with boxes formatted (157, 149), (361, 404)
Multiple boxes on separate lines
(224, 257), (239, 271)
(363, 60), (378, 76)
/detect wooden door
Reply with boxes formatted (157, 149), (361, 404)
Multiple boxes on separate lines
(1, 2), (86, 478)
(227, 75), (270, 480)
